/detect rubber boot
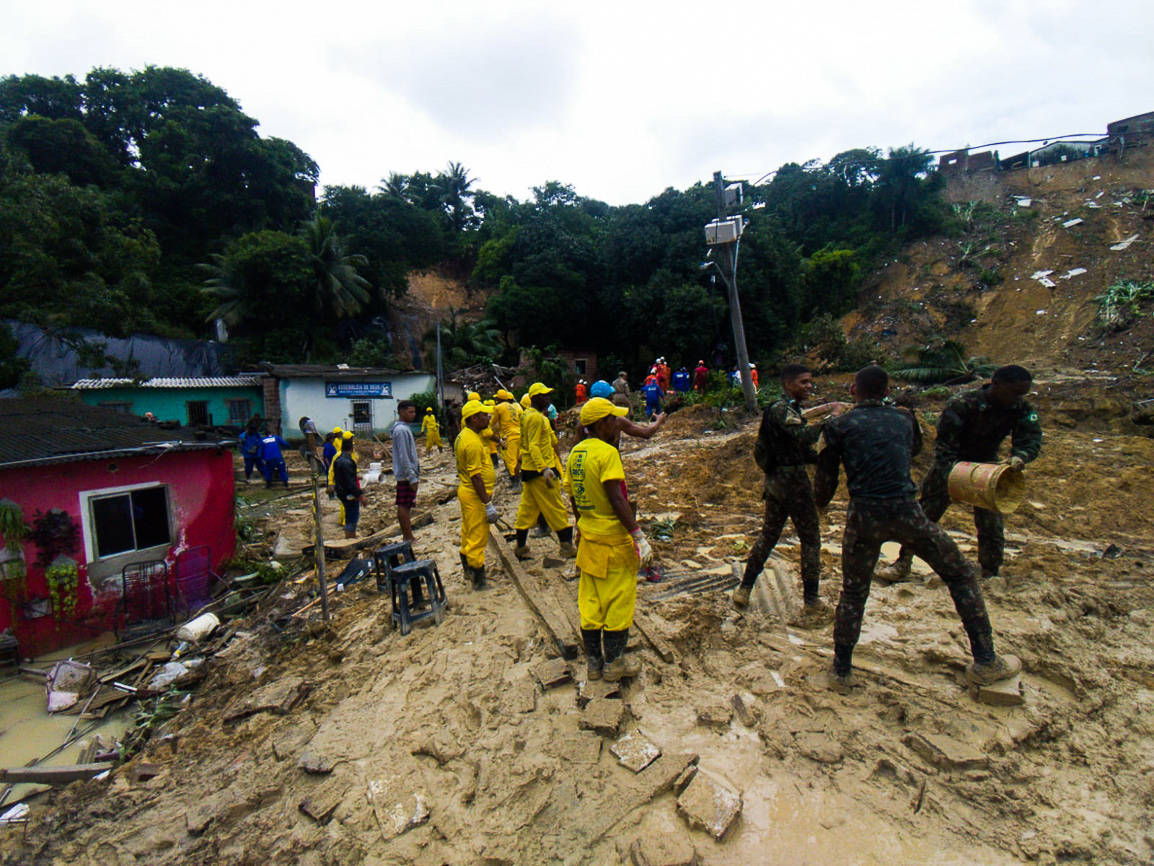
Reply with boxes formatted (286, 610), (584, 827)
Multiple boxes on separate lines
(602, 629), (641, 682)
(582, 628), (604, 681)
(472, 565), (487, 591)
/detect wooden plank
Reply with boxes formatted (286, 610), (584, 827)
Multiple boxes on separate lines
(0, 763), (113, 784)
(488, 529), (579, 659)
(631, 609), (677, 664)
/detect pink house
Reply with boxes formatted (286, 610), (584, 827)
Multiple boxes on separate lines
(0, 399), (236, 657)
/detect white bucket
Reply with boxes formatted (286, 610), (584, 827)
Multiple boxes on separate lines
(176, 612), (220, 643)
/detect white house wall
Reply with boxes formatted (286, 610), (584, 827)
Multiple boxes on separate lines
(278, 374), (435, 438)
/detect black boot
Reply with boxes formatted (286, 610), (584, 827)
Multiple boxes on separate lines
(460, 553), (473, 585)
(582, 628), (604, 681)
(603, 629), (641, 681)
(473, 565), (487, 591)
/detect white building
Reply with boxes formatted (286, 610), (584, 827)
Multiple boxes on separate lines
(263, 365), (435, 439)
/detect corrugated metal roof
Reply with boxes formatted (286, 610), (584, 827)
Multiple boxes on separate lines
(0, 398), (234, 470)
(264, 364), (430, 379)
(71, 376), (262, 390)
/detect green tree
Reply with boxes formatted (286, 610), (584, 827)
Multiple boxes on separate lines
(423, 308), (502, 369)
(301, 214), (370, 320)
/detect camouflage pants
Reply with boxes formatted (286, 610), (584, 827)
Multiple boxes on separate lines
(901, 463), (1005, 574)
(742, 467), (821, 601)
(833, 498), (995, 674)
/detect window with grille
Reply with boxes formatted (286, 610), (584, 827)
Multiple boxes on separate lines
(227, 399), (251, 425)
(187, 401), (210, 426)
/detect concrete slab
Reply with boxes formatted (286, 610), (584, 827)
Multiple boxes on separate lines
(904, 732), (989, 770)
(676, 770), (742, 840)
(973, 675), (1026, 707)
(580, 697), (626, 737)
(533, 658), (572, 689)
(611, 730), (662, 773)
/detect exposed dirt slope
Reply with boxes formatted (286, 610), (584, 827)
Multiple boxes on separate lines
(846, 146), (1154, 382)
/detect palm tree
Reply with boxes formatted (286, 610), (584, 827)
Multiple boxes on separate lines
(199, 253), (251, 328)
(381, 171), (409, 200)
(301, 215), (371, 320)
(439, 161), (476, 233)
(423, 308), (502, 369)
(892, 340), (996, 385)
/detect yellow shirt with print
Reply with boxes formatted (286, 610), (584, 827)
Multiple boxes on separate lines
(492, 401), (521, 439)
(565, 437), (627, 538)
(519, 407), (557, 472)
(455, 428), (495, 494)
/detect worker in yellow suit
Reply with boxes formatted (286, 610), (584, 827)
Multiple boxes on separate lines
(513, 382), (576, 561)
(564, 397), (654, 682)
(492, 389), (522, 486)
(480, 399), (502, 469)
(456, 400), (498, 589)
(329, 430), (354, 525)
(420, 408), (443, 453)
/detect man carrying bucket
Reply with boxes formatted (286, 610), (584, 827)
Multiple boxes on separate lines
(815, 366), (1021, 691)
(876, 365), (1041, 582)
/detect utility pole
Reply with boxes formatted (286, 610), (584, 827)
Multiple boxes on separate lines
(298, 418), (330, 621)
(708, 170), (758, 411)
(435, 322), (445, 414)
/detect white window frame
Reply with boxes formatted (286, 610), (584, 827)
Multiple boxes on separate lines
(78, 482), (174, 565)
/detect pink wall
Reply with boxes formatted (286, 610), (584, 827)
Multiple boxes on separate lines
(0, 448), (235, 656)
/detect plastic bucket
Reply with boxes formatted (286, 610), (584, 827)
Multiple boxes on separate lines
(947, 461), (1026, 514)
(176, 611), (220, 643)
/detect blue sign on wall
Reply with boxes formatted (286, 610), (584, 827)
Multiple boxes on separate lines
(324, 381), (392, 398)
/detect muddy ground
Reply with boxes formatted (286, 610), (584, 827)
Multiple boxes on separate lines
(2, 387), (1152, 865)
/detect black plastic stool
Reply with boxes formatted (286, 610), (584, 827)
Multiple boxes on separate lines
(374, 541), (415, 592)
(389, 559), (446, 635)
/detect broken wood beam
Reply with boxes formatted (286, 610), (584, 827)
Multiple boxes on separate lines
(0, 763), (113, 784)
(631, 610), (677, 664)
(488, 528), (579, 659)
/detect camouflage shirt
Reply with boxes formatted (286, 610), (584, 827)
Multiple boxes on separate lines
(934, 384), (1042, 466)
(754, 398), (821, 473)
(815, 400), (922, 505)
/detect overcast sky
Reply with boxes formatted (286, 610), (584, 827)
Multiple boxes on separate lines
(3, 0), (1151, 206)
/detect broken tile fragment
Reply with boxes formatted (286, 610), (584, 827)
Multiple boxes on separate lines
(973, 675), (1025, 707)
(676, 770), (742, 840)
(532, 658), (572, 689)
(576, 678), (621, 708)
(611, 730), (662, 773)
(579, 697), (625, 736)
(695, 701), (732, 729)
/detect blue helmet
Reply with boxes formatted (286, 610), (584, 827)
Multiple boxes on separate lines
(589, 379), (614, 399)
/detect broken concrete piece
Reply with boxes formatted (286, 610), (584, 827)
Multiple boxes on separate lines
(297, 750), (335, 775)
(367, 781), (430, 841)
(676, 770), (742, 840)
(1110, 233), (1139, 251)
(904, 732), (989, 770)
(532, 657), (572, 689)
(973, 675), (1025, 707)
(629, 830), (699, 866)
(611, 730), (662, 773)
(580, 697), (626, 737)
(695, 701), (732, 729)
(730, 692), (759, 727)
(794, 731), (844, 764)
(547, 731), (603, 766)
(223, 676), (309, 722)
(299, 778), (347, 823)
(576, 678), (621, 708)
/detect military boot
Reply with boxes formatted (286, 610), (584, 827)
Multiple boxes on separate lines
(731, 584), (751, 609)
(875, 553), (913, 583)
(967, 654), (1021, 685)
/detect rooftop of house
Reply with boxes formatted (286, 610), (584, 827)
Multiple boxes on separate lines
(0, 398), (233, 470)
(71, 376), (263, 390)
(263, 364), (431, 379)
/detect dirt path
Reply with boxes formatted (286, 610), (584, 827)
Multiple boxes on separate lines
(3, 409), (1152, 865)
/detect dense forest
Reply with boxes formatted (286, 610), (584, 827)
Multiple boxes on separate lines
(0, 66), (950, 385)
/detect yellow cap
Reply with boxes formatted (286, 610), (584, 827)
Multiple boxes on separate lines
(520, 394), (531, 408)
(461, 401), (491, 421)
(425, 407), (433, 413)
(527, 381), (553, 397)
(579, 397), (629, 427)
(331, 426), (343, 435)
(467, 391), (480, 402)
(342, 430), (354, 440)
(495, 388), (514, 401)
(483, 399), (496, 408)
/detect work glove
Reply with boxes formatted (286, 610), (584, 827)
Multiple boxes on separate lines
(1005, 455), (1026, 471)
(485, 502), (499, 524)
(542, 467), (557, 487)
(630, 528), (653, 567)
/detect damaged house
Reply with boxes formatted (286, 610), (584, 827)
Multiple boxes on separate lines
(0, 399), (236, 656)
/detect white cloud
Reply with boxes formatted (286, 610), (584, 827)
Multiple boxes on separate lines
(1, 0), (1151, 205)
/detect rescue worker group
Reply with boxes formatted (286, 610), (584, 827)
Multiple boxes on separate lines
(321, 360), (1042, 693)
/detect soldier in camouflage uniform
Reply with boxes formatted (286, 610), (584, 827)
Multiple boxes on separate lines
(732, 364), (843, 617)
(876, 365), (1042, 581)
(815, 366), (1020, 690)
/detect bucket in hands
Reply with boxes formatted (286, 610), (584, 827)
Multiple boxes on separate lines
(947, 461), (1026, 514)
